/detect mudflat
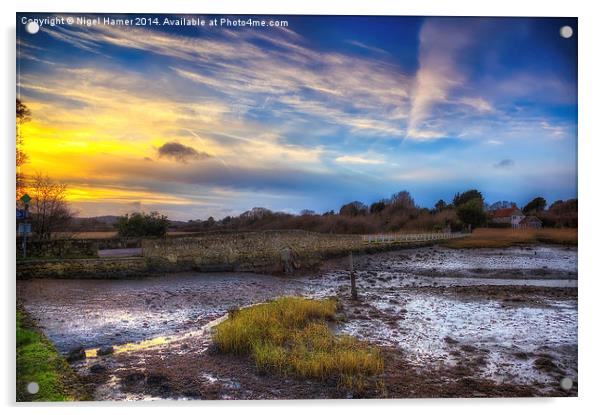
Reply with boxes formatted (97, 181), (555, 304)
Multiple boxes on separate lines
(17, 245), (577, 400)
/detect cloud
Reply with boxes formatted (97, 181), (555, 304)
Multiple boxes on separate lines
(335, 155), (385, 165)
(540, 121), (566, 139)
(407, 18), (474, 139)
(157, 142), (211, 163)
(493, 159), (515, 168)
(42, 21), (411, 138)
(407, 19), (497, 140)
(458, 97), (493, 112)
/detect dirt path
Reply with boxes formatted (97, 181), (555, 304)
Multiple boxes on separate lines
(17, 245), (577, 399)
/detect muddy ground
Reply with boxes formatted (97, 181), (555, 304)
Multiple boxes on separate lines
(17, 245), (577, 400)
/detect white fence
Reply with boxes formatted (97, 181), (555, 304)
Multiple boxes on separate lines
(362, 232), (467, 244)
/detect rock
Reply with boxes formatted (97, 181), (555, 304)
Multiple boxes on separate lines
(97, 346), (114, 356)
(66, 346), (86, 362)
(90, 363), (107, 374)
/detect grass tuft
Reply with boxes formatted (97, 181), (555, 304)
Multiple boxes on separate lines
(213, 297), (383, 391)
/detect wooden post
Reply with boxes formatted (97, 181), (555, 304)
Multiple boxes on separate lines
(349, 252), (358, 300)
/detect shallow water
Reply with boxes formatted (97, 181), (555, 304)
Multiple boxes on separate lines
(380, 246), (577, 273)
(18, 273), (304, 353)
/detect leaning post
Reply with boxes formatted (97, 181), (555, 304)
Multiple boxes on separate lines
(349, 252), (358, 300)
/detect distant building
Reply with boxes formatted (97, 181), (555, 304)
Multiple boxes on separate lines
(520, 216), (543, 229)
(490, 208), (525, 229)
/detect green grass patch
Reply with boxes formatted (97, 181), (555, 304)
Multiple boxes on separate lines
(212, 297), (384, 391)
(16, 310), (86, 402)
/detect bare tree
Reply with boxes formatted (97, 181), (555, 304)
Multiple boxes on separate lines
(29, 174), (73, 240)
(16, 99), (31, 199)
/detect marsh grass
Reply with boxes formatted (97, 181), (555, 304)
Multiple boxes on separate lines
(443, 228), (577, 249)
(213, 297), (384, 391)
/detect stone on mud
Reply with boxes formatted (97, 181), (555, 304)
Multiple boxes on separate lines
(66, 346), (86, 362)
(97, 346), (115, 356)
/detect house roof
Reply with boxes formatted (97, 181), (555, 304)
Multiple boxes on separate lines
(490, 208), (523, 218)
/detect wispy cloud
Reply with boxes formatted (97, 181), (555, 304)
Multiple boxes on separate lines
(407, 18), (473, 139)
(335, 155), (385, 165)
(41, 21), (411, 138)
(346, 40), (390, 56)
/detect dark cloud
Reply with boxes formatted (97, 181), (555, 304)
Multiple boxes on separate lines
(157, 142), (210, 163)
(494, 159), (515, 168)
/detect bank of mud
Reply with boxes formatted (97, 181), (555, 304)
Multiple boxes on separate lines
(17, 245), (577, 400)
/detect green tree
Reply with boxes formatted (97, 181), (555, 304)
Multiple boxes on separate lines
(456, 198), (487, 228)
(115, 211), (170, 237)
(452, 189), (486, 229)
(523, 197), (547, 214)
(453, 189), (483, 207)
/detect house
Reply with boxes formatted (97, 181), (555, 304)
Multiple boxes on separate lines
(520, 216), (543, 229)
(490, 208), (525, 229)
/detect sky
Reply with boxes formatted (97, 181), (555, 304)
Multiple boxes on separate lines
(16, 14), (578, 220)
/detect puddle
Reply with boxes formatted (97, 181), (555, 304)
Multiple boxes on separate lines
(85, 310), (231, 358)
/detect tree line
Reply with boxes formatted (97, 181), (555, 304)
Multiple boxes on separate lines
(175, 189), (577, 236)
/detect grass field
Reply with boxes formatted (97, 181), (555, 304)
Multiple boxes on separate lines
(213, 297), (384, 391)
(443, 228), (577, 249)
(16, 310), (86, 401)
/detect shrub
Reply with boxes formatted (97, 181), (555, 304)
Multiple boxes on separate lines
(213, 297), (383, 391)
(115, 211), (169, 237)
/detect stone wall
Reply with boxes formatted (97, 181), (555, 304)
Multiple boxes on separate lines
(17, 230), (440, 279)
(16, 257), (155, 279)
(142, 230), (366, 274)
(16, 237), (143, 259)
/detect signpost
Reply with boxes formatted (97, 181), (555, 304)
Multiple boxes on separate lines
(18, 194), (31, 258)
(349, 252), (358, 300)
(20, 193), (31, 204)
